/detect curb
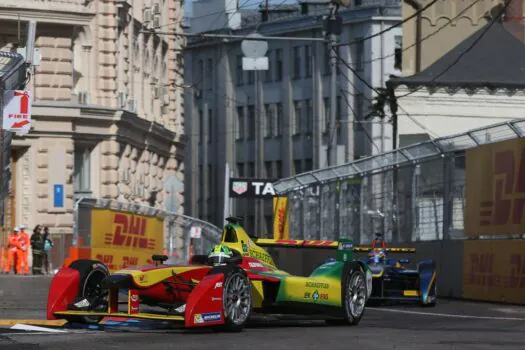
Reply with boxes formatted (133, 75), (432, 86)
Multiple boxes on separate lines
(0, 319), (67, 327)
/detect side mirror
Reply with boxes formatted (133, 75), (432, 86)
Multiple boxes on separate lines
(399, 259), (410, 264)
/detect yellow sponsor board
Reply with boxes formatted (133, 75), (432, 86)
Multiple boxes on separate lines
(465, 138), (525, 237)
(273, 197), (289, 240)
(91, 208), (164, 272)
(463, 240), (525, 304)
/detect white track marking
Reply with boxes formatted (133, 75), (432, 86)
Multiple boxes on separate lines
(10, 324), (68, 333)
(367, 307), (525, 321)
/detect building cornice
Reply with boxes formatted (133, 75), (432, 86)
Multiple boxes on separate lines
(394, 84), (525, 99)
(0, 6), (95, 26)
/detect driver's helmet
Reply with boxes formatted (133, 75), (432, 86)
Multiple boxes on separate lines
(208, 244), (233, 265)
(368, 248), (386, 264)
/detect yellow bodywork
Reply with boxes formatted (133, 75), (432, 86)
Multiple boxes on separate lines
(114, 266), (203, 288)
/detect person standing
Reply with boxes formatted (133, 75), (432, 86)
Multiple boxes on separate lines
(30, 225), (44, 275)
(18, 224), (30, 275)
(4, 227), (20, 274)
(42, 227), (54, 275)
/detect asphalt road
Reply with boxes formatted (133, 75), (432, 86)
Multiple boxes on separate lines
(1, 299), (525, 350)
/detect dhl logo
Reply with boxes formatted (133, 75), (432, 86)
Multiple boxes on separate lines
(479, 147), (525, 226)
(104, 213), (156, 249)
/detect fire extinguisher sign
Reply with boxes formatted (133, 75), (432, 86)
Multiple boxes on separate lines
(2, 90), (32, 133)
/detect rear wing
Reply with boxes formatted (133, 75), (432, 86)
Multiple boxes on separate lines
(254, 239), (416, 253)
(254, 239), (338, 249)
(353, 247), (416, 253)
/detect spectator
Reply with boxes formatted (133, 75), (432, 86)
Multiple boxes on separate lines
(42, 227), (54, 275)
(30, 225), (44, 275)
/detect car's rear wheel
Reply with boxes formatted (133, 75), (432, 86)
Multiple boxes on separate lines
(67, 260), (110, 324)
(221, 268), (252, 332)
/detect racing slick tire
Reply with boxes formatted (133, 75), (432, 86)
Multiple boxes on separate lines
(326, 265), (367, 326)
(207, 265), (252, 332)
(67, 259), (110, 324)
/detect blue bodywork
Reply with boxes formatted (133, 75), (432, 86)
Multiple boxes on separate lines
(359, 256), (437, 306)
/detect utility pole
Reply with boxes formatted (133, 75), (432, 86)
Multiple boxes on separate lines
(324, 4), (342, 166)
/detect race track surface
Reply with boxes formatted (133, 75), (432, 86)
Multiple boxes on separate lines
(1, 299), (525, 350)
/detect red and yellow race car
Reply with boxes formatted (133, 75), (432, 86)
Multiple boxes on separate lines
(47, 217), (373, 332)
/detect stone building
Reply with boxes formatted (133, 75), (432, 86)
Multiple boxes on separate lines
(0, 0), (185, 251)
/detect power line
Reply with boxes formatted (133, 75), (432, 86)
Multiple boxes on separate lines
(335, 0), (440, 47)
(395, 0), (511, 99)
(358, 0), (484, 66)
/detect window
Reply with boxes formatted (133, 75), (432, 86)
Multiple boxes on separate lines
(354, 93), (364, 131)
(247, 105), (255, 139)
(304, 159), (313, 171)
(236, 106), (244, 140)
(265, 104), (274, 137)
(197, 59), (204, 84)
(236, 162), (244, 177)
(265, 50), (272, 82)
(323, 97), (330, 133)
(236, 55), (243, 85)
(293, 160), (302, 175)
(206, 58), (213, 90)
(294, 100), (302, 134)
(248, 162), (255, 177)
(74, 147), (91, 193)
(276, 160), (282, 178)
(323, 44), (330, 75)
(336, 96), (342, 143)
(394, 35), (402, 71)
(207, 165), (212, 199)
(355, 38), (364, 72)
(293, 46), (301, 79)
(305, 45), (312, 77)
(199, 109), (203, 144)
(275, 49), (283, 81)
(208, 109), (212, 144)
(265, 161), (272, 178)
(306, 99), (313, 134)
(276, 103), (283, 136)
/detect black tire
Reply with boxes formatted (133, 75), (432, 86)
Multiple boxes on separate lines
(67, 259), (110, 324)
(326, 266), (367, 326)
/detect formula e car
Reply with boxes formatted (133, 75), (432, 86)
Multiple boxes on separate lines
(47, 217), (373, 331)
(355, 234), (437, 307)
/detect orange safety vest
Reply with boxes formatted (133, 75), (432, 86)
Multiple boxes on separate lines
(7, 233), (20, 251)
(18, 232), (29, 252)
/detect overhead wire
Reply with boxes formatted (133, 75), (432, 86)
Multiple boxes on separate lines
(396, 0), (512, 99)
(335, 0), (440, 47)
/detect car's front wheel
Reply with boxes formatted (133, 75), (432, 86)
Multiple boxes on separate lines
(326, 266), (367, 326)
(221, 268), (252, 332)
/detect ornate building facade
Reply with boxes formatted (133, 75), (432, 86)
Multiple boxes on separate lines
(0, 0), (185, 245)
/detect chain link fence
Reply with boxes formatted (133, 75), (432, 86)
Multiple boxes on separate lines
(273, 119), (525, 245)
(73, 198), (222, 265)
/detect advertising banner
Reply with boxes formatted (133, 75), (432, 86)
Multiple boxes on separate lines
(463, 240), (525, 304)
(229, 178), (277, 198)
(273, 197), (289, 240)
(90, 208), (164, 271)
(465, 137), (525, 237)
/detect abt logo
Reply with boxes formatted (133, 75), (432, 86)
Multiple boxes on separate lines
(104, 213), (156, 249)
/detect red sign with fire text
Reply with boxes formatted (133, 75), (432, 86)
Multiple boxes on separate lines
(2, 90), (32, 132)
(463, 240), (525, 304)
(465, 138), (525, 237)
(91, 208), (164, 272)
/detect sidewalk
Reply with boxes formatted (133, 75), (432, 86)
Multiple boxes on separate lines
(0, 275), (52, 319)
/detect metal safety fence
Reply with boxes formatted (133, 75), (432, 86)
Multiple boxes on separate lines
(73, 198), (222, 265)
(273, 119), (525, 245)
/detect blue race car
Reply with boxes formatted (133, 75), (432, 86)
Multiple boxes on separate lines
(355, 234), (437, 307)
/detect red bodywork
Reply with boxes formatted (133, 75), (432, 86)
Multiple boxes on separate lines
(47, 256), (281, 327)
